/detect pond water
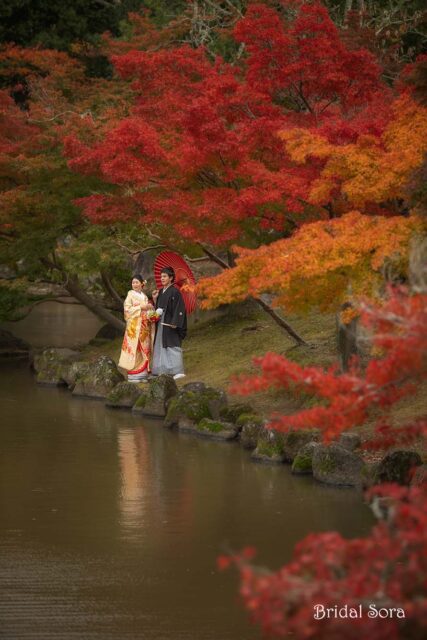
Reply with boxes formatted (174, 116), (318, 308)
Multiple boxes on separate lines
(2, 301), (104, 348)
(0, 360), (375, 639)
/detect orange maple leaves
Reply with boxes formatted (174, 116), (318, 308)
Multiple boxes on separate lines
(280, 94), (427, 210)
(197, 212), (421, 312)
(198, 83), (426, 314)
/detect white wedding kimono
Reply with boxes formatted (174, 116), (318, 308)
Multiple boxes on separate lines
(118, 290), (154, 375)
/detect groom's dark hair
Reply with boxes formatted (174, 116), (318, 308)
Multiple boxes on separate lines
(161, 266), (175, 282)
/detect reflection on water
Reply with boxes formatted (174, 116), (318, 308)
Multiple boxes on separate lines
(0, 361), (375, 639)
(118, 429), (150, 538)
(1, 300), (104, 348)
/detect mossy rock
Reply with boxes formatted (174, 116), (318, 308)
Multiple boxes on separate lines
(72, 356), (124, 398)
(63, 361), (91, 389)
(33, 347), (80, 370)
(238, 415), (265, 450)
(136, 375), (178, 417)
(283, 429), (321, 463)
(164, 392), (210, 427)
(195, 418), (238, 441)
(236, 413), (263, 427)
(164, 386), (227, 429)
(360, 462), (381, 490)
(374, 450), (422, 486)
(133, 392), (149, 411)
(219, 403), (253, 425)
(339, 432), (362, 451)
(106, 381), (146, 409)
(252, 429), (286, 464)
(182, 381), (206, 393)
(291, 442), (320, 475)
(33, 348), (82, 386)
(198, 418), (224, 433)
(251, 447), (285, 464)
(312, 444), (364, 487)
(0, 329), (29, 358)
(90, 324), (123, 345)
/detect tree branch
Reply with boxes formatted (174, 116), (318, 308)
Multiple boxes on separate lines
(93, 0), (121, 9)
(254, 295), (309, 346)
(39, 257), (125, 330)
(200, 244), (230, 269)
(199, 244), (309, 345)
(100, 269), (124, 309)
(65, 274), (125, 331)
(188, 256), (211, 263)
(28, 110), (94, 123)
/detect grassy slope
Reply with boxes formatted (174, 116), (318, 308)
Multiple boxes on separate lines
(87, 304), (426, 456)
(183, 305), (337, 416)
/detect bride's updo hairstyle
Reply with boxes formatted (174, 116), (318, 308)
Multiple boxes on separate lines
(161, 267), (175, 282)
(132, 274), (147, 286)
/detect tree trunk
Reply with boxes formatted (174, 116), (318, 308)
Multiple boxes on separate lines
(227, 249), (237, 267)
(65, 275), (125, 332)
(336, 302), (359, 371)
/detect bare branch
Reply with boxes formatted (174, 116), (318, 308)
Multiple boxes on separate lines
(199, 244), (230, 269)
(93, 0), (121, 8)
(100, 269), (124, 308)
(184, 256), (210, 262)
(28, 110), (94, 124)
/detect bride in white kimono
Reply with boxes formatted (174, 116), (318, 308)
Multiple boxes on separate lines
(118, 275), (154, 382)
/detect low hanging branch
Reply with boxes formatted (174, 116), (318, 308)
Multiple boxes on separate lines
(40, 257), (125, 332)
(64, 275), (125, 332)
(100, 269), (124, 310)
(199, 244), (309, 346)
(255, 294), (309, 347)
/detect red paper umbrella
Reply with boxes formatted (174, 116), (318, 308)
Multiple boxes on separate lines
(154, 251), (197, 314)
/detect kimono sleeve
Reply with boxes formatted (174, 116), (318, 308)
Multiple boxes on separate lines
(124, 291), (141, 321)
(123, 291), (133, 321)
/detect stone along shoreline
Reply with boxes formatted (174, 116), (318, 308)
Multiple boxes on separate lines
(31, 347), (425, 490)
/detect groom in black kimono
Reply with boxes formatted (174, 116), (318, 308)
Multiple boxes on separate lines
(151, 266), (187, 378)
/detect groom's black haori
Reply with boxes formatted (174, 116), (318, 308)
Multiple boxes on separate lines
(155, 284), (187, 347)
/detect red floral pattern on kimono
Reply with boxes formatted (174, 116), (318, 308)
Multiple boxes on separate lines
(118, 290), (154, 373)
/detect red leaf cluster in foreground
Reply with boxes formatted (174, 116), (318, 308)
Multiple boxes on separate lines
(231, 288), (427, 445)
(220, 483), (427, 639)
(223, 286), (426, 637)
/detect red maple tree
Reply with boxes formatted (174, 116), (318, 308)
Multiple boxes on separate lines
(65, 1), (391, 247)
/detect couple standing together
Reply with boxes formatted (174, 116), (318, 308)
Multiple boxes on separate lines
(118, 266), (187, 382)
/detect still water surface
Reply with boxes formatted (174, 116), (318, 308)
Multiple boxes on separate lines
(0, 361), (375, 640)
(2, 301), (104, 348)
